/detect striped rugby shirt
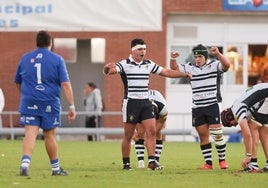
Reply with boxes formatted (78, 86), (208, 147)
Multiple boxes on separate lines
(148, 90), (166, 106)
(231, 83), (268, 124)
(178, 60), (226, 108)
(115, 56), (163, 99)
(148, 89), (168, 117)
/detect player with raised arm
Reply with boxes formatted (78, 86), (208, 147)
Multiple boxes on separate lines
(170, 44), (230, 170)
(103, 38), (191, 170)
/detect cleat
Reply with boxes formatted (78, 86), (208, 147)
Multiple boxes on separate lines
(20, 167), (29, 176)
(198, 163), (213, 170)
(147, 161), (163, 170)
(219, 160), (229, 169)
(52, 167), (68, 176)
(137, 160), (145, 168)
(238, 167), (262, 173)
(262, 167), (268, 173)
(122, 163), (132, 170)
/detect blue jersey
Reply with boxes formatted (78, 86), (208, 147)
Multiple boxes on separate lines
(14, 48), (70, 115)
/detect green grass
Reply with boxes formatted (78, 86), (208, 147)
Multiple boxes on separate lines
(0, 140), (267, 188)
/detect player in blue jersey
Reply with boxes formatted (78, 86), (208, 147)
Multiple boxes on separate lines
(221, 83), (268, 173)
(103, 38), (191, 170)
(170, 44), (230, 170)
(14, 31), (76, 176)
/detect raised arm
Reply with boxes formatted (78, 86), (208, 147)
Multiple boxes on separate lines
(169, 51), (180, 71)
(210, 47), (231, 71)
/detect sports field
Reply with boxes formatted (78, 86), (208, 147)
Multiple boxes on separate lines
(0, 140), (267, 188)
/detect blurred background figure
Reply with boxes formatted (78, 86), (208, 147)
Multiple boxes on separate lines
(83, 82), (103, 141)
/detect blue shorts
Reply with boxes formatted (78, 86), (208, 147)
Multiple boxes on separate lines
(19, 114), (61, 130)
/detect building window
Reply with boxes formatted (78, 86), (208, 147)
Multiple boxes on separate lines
(91, 38), (106, 63)
(53, 38), (77, 63)
(226, 45), (244, 85)
(248, 45), (268, 85)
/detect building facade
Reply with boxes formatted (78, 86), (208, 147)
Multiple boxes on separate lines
(1, 1), (268, 141)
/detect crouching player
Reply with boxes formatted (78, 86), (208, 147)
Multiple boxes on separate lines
(221, 83), (268, 172)
(133, 90), (168, 168)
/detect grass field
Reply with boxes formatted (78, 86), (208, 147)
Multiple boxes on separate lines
(0, 140), (267, 188)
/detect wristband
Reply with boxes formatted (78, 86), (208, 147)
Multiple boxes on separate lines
(245, 153), (252, 157)
(69, 104), (75, 110)
(170, 58), (176, 61)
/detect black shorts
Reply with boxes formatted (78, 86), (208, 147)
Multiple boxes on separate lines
(122, 98), (155, 124)
(251, 112), (268, 125)
(192, 103), (220, 127)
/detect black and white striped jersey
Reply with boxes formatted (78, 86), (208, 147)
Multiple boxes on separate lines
(115, 56), (163, 99)
(148, 90), (166, 106)
(178, 60), (225, 108)
(231, 83), (268, 124)
(148, 89), (168, 117)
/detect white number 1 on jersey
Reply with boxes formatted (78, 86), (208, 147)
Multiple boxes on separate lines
(34, 63), (42, 84)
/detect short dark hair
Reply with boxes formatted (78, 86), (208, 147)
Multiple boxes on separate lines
(36, 30), (51, 48)
(87, 82), (96, 89)
(131, 38), (146, 48)
(221, 108), (236, 127)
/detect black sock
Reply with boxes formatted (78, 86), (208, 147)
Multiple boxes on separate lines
(123, 157), (130, 165)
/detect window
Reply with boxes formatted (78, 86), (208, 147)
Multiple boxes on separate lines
(226, 45), (244, 85)
(248, 44), (268, 86)
(91, 38), (106, 63)
(53, 38), (77, 63)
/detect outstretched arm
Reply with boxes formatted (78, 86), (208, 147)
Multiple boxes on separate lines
(159, 68), (191, 79)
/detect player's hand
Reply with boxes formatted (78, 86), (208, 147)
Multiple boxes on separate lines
(241, 156), (251, 168)
(106, 62), (116, 69)
(186, 72), (192, 80)
(68, 109), (76, 123)
(103, 62), (116, 74)
(171, 51), (180, 59)
(209, 47), (220, 55)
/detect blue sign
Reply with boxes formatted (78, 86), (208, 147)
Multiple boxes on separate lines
(223, 0), (268, 11)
